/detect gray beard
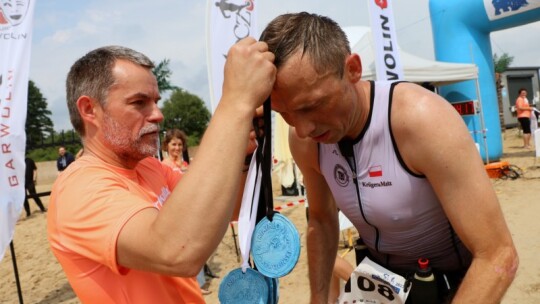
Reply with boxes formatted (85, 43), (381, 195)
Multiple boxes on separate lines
(102, 114), (158, 161)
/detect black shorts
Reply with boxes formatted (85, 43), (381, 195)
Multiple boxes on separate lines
(518, 117), (531, 134)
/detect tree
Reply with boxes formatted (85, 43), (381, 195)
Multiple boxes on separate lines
(26, 80), (54, 149)
(161, 89), (210, 143)
(493, 53), (514, 131)
(152, 59), (179, 94)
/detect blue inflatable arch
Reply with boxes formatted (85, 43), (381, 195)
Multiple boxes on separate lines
(429, 0), (540, 161)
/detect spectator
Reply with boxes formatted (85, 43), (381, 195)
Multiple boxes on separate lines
(515, 88), (534, 149)
(56, 146), (75, 172)
(161, 129), (189, 173)
(23, 157), (47, 217)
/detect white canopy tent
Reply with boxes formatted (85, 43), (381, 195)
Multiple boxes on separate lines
(343, 26), (479, 86)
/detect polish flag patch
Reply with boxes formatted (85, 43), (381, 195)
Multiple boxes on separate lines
(368, 165), (383, 177)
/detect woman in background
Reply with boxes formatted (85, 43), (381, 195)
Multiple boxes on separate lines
(515, 88), (534, 149)
(162, 129), (189, 173)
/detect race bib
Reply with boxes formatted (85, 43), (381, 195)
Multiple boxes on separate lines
(338, 257), (410, 304)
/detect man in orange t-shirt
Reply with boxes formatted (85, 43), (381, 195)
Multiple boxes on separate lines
(48, 43), (275, 303)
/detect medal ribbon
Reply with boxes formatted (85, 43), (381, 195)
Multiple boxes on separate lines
(237, 98), (274, 272)
(259, 99), (275, 221)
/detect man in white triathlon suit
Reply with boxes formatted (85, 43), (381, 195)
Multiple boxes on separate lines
(261, 12), (518, 304)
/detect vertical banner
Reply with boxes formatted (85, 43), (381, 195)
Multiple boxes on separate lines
(0, 0), (35, 261)
(206, 0), (257, 113)
(367, 0), (404, 81)
(207, 0), (262, 272)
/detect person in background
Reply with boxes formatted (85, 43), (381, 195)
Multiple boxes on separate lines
(261, 12), (517, 303)
(24, 156), (47, 217)
(56, 145), (75, 172)
(515, 88), (534, 149)
(161, 129), (189, 173)
(48, 40), (274, 303)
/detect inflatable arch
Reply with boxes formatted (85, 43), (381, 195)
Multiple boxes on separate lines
(430, 0), (540, 161)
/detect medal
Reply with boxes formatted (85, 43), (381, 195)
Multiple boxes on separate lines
(251, 213), (301, 278)
(218, 268), (269, 304)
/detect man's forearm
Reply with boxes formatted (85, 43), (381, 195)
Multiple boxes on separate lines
(307, 219), (339, 303)
(452, 248), (518, 303)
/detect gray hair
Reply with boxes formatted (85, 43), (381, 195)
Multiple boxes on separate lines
(65, 46), (154, 136)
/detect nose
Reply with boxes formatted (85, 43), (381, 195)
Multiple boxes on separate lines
(292, 116), (316, 139)
(149, 103), (164, 123)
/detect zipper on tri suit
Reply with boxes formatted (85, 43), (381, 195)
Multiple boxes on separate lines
(338, 141), (381, 253)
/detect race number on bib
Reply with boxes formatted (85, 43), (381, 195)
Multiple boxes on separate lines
(339, 257), (410, 304)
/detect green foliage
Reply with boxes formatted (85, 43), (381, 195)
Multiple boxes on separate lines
(493, 53), (514, 74)
(152, 59), (180, 94)
(26, 80), (54, 149)
(160, 88), (210, 144)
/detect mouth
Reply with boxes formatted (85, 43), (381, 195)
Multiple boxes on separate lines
(142, 131), (158, 137)
(140, 125), (159, 137)
(311, 131), (329, 142)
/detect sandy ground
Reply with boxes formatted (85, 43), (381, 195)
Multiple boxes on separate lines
(1, 127), (539, 304)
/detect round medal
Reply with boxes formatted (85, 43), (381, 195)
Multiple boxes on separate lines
(218, 268), (269, 304)
(251, 213), (301, 278)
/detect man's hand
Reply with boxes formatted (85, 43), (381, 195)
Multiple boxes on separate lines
(222, 37), (276, 112)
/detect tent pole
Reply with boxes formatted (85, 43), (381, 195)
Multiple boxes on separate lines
(469, 45), (489, 163)
(10, 241), (24, 304)
(475, 75), (489, 164)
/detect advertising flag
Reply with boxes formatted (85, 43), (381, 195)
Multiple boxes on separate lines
(207, 0), (262, 274)
(0, 0), (36, 261)
(206, 0), (258, 113)
(367, 0), (404, 81)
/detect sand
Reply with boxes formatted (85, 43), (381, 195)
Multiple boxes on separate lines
(1, 127), (539, 304)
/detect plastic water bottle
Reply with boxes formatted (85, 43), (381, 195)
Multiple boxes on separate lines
(410, 258), (439, 304)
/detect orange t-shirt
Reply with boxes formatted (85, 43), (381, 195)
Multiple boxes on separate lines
(516, 97), (532, 118)
(162, 157), (189, 173)
(47, 155), (204, 304)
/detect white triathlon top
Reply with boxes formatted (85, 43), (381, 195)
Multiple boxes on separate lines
(319, 81), (471, 273)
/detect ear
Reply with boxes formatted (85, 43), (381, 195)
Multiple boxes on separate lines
(345, 53), (362, 83)
(77, 96), (100, 127)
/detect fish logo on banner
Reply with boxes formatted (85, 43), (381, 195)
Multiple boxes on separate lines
(0, 0), (35, 262)
(206, 0), (257, 113)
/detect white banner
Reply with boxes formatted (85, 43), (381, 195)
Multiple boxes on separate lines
(206, 0), (258, 113)
(207, 0), (261, 273)
(367, 0), (403, 81)
(0, 0), (35, 261)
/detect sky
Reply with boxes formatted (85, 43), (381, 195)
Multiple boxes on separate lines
(26, 0), (540, 131)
